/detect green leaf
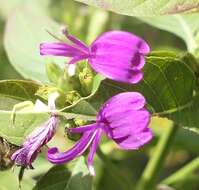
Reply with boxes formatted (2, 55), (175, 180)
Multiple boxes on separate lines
(0, 80), (40, 101)
(75, 0), (199, 17)
(139, 14), (199, 52)
(0, 74), (103, 145)
(0, 99), (96, 146)
(0, 170), (34, 190)
(0, 105), (49, 145)
(4, 0), (63, 83)
(169, 94), (199, 129)
(0, 0), (24, 19)
(92, 54), (196, 127)
(33, 157), (92, 190)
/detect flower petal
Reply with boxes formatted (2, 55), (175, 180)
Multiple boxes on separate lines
(91, 31), (150, 55)
(115, 127), (153, 150)
(63, 31), (89, 52)
(69, 123), (97, 134)
(97, 92), (152, 149)
(11, 116), (58, 167)
(110, 110), (150, 138)
(88, 31), (149, 84)
(47, 130), (98, 164)
(98, 92), (146, 119)
(87, 129), (102, 176)
(11, 147), (32, 167)
(40, 42), (84, 57)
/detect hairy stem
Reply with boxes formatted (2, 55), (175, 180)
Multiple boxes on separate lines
(97, 148), (133, 190)
(135, 123), (179, 190)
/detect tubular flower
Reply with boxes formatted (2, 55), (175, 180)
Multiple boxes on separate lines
(11, 93), (59, 168)
(47, 92), (153, 175)
(40, 30), (150, 84)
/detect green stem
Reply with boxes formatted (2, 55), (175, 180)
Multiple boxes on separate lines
(161, 156), (199, 185)
(97, 148), (133, 190)
(135, 123), (179, 190)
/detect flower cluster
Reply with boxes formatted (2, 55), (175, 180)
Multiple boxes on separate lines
(12, 29), (152, 175)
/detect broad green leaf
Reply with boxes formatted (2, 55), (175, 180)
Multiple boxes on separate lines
(0, 80), (40, 101)
(0, 0), (50, 19)
(0, 170), (34, 190)
(75, 0), (199, 17)
(0, 105), (49, 145)
(4, 0), (63, 83)
(0, 0), (24, 19)
(139, 14), (199, 52)
(33, 157), (92, 190)
(0, 99), (96, 146)
(90, 55), (197, 128)
(169, 95), (199, 129)
(0, 74), (103, 145)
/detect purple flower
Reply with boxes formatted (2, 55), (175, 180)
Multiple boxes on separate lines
(47, 92), (152, 175)
(11, 93), (59, 168)
(40, 30), (150, 84)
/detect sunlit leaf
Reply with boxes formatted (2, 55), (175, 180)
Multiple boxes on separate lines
(139, 14), (199, 52)
(0, 170), (34, 190)
(4, 0), (62, 83)
(0, 0), (24, 19)
(0, 73), (103, 145)
(75, 0), (199, 16)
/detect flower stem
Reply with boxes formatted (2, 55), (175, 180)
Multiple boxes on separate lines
(135, 123), (179, 190)
(97, 148), (133, 190)
(161, 156), (199, 185)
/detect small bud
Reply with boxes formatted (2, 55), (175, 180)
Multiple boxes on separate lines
(36, 86), (59, 102)
(74, 118), (88, 126)
(64, 122), (80, 141)
(65, 91), (81, 105)
(79, 66), (93, 95)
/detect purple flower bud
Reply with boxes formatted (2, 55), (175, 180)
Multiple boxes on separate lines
(40, 30), (150, 84)
(47, 92), (153, 175)
(11, 92), (59, 168)
(11, 116), (58, 168)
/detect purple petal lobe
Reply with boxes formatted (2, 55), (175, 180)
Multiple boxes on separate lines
(40, 43), (84, 57)
(64, 33), (89, 52)
(47, 130), (98, 164)
(92, 31), (150, 55)
(88, 31), (149, 83)
(87, 129), (102, 176)
(115, 128), (153, 150)
(97, 92), (152, 149)
(69, 123), (97, 134)
(98, 92), (146, 118)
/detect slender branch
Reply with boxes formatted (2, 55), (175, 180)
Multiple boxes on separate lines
(161, 156), (199, 185)
(135, 123), (179, 190)
(97, 148), (133, 190)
